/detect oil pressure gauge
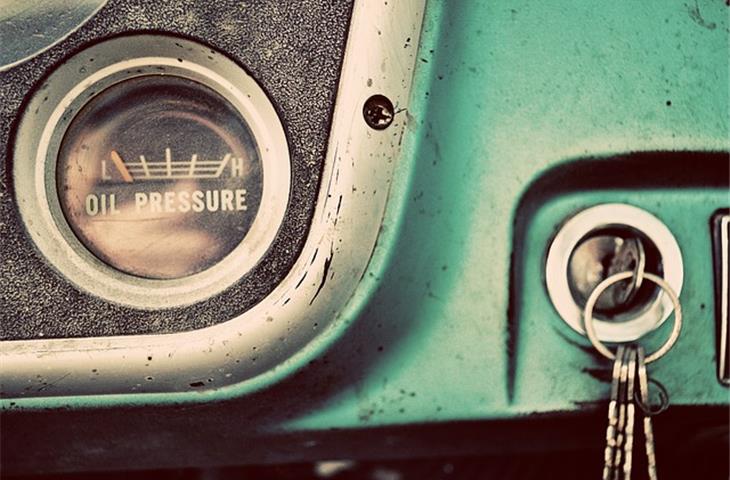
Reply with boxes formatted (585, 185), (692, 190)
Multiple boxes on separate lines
(57, 75), (263, 279)
(14, 35), (290, 308)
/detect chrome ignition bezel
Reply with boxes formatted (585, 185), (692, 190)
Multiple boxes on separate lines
(545, 203), (684, 342)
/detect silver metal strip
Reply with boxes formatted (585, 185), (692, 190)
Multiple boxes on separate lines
(0, 0), (427, 400)
(714, 213), (730, 385)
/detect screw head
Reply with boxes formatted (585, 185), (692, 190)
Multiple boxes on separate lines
(363, 94), (394, 130)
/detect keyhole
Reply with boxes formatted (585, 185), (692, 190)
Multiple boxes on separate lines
(566, 227), (662, 321)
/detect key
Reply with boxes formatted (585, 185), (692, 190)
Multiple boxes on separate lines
(606, 237), (646, 311)
(568, 235), (647, 315)
(602, 345), (626, 480)
(612, 347), (631, 478)
(622, 347), (638, 480)
(636, 346), (658, 480)
(583, 269), (682, 480)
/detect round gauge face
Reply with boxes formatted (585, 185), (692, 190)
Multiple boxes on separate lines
(56, 75), (264, 280)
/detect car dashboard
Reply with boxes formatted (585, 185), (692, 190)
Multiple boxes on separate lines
(1, 1), (728, 478)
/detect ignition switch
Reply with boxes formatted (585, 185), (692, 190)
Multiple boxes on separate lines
(545, 204), (683, 342)
(567, 230), (661, 319)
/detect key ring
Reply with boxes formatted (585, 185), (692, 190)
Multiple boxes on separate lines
(634, 377), (670, 416)
(583, 271), (682, 364)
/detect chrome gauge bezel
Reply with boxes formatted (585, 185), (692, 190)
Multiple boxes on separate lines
(2, 0), (426, 400)
(13, 35), (291, 309)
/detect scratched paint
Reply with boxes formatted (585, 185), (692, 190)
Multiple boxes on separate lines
(287, 0), (729, 429)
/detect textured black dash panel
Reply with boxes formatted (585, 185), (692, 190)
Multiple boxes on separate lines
(0, 0), (353, 340)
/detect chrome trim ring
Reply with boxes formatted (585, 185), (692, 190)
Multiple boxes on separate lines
(545, 203), (683, 342)
(13, 35), (291, 309)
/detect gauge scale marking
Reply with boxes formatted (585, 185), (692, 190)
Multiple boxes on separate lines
(87, 149), (249, 216)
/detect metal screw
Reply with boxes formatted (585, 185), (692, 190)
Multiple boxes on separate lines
(363, 94), (394, 130)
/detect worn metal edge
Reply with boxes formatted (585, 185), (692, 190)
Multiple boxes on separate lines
(0, 0), (108, 73)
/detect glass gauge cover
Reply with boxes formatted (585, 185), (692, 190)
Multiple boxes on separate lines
(57, 75), (264, 279)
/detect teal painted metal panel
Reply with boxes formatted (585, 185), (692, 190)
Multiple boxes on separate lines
(285, 0), (729, 430)
(5, 0), (728, 433)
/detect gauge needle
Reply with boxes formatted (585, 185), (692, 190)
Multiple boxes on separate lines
(110, 150), (134, 183)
